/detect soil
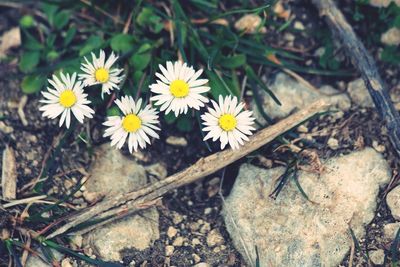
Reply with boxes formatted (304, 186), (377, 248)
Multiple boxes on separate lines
(1, 1), (400, 267)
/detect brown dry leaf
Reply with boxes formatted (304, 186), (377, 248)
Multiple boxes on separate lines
(273, 1), (291, 20)
(0, 27), (21, 58)
(211, 18), (229, 26)
(1, 146), (17, 200)
(234, 14), (267, 34)
(266, 53), (282, 65)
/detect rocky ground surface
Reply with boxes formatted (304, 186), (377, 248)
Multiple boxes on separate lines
(1, 1), (400, 267)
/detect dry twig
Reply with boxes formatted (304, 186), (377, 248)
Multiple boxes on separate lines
(46, 100), (329, 239)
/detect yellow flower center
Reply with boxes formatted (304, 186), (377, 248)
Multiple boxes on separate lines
(219, 114), (237, 131)
(122, 114), (142, 133)
(170, 80), (189, 98)
(95, 68), (109, 83)
(59, 90), (77, 108)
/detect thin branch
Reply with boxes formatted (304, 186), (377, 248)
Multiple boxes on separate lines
(46, 100), (329, 239)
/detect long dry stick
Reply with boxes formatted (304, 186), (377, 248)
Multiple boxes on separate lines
(47, 100), (329, 239)
(312, 0), (400, 157)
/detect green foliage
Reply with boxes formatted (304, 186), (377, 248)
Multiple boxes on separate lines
(19, 15), (34, 28)
(381, 46), (400, 64)
(110, 34), (135, 53)
(79, 36), (103, 56)
(21, 75), (46, 94)
(176, 115), (194, 132)
(19, 51), (40, 72)
(136, 7), (164, 33)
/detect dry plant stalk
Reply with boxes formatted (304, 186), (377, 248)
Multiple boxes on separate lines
(47, 100), (330, 239)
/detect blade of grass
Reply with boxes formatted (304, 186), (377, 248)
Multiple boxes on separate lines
(209, 2), (275, 21)
(44, 239), (123, 267)
(248, 79), (273, 124)
(390, 227), (400, 266)
(245, 64), (281, 105)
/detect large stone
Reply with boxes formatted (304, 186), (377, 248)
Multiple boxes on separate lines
(223, 148), (390, 267)
(83, 145), (162, 262)
(85, 144), (148, 196)
(387, 185), (400, 220)
(25, 248), (63, 267)
(253, 72), (350, 122)
(381, 27), (400, 46)
(347, 78), (374, 108)
(369, 0), (400, 8)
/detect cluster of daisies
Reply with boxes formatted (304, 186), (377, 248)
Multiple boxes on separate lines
(40, 50), (256, 152)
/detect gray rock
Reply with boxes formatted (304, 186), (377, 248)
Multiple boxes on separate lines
(369, 249), (385, 265)
(84, 145), (162, 262)
(369, 0), (400, 7)
(387, 185), (400, 220)
(223, 148), (390, 267)
(253, 73), (351, 122)
(25, 248), (63, 267)
(347, 78), (374, 108)
(381, 27), (400, 46)
(85, 144), (148, 196)
(383, 222), (400, 240)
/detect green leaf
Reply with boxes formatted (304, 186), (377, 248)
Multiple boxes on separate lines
(79, 36), (103, 56)
(381, 46), (400, 64)
(132, 70), (144, 84)
(206, 70), (230, 99)
(22, 32), (44, 51)
(53, 11), (70, 30)
(19, 51), (40, 73)
(394, 15), (400, 28)
(46, 34), (56, 47)
(164, 113), (177, 124)
(21, 75), (46, 94)
(110, 34), (135, 53)
(136, 7), (163, 33)
(130, 52), (151, 71)
(63, 27), (77, 46)
(106, 106), (121, 116)
(20, 15), (34, 28)
(177, 115), (193, 132)
(40, 3), (58, 24)
(220, 54), (247, 69)
(46, 50), (59, 61)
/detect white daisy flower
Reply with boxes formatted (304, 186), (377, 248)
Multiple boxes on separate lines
(201, 95), (255, 150)
(79, 49), (124, 97)
(39, 72), (95, 129)
(150, 61), (210, 116)
(103, 96), (160, 153)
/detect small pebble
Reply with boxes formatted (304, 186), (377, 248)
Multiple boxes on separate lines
(192, 238), (201, 246)
(166, 136), (188, 147)
(294, 21), (305, 30)
(173, 236), (184, 247)
(165, 245), (174, 256)
(204, 207), (212, 215)
(369, 249), (385, 265)
(172, 212), (183, 224)
(192, 253), (201, 263)
(297, 125), (308, 133)
(372, 140), (385, 153)
(167, 226), (178, 238)
(207, 229), (224, 247)
(327, 137), (339, 150)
